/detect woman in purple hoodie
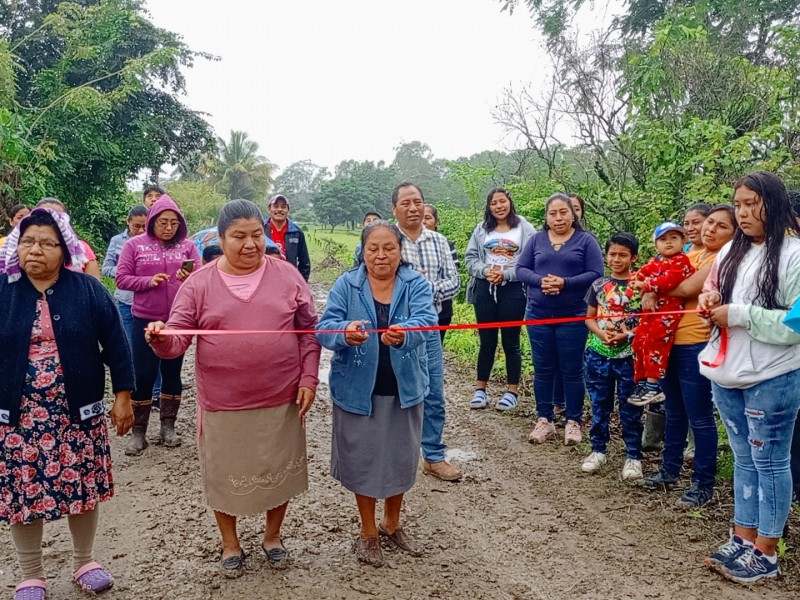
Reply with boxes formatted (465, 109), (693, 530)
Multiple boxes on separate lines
(116, 195), (200, 456)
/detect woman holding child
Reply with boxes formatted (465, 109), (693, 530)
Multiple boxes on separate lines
(698, 172), (800, 584)
(642, 205), (737, 508)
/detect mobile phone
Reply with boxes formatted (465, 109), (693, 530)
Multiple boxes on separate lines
(181, 259), (195, 273)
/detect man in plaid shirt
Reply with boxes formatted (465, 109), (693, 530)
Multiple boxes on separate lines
(392, 183), (462, 481)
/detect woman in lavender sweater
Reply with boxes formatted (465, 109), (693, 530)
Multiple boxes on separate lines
(516, 193), (604, 446)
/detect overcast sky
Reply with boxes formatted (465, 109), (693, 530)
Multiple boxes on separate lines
(145, 0), (615, 173)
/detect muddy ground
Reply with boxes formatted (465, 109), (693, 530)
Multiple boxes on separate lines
(2, 285), (798, 599)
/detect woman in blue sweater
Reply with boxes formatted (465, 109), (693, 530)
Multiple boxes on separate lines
(516, 193), (604, 446)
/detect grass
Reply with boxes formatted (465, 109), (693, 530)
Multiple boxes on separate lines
(306, 227), (361, 266)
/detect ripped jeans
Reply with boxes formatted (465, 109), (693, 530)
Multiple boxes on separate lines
(713, 369), (800, 538)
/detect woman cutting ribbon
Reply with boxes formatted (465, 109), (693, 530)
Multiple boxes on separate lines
(317, 220), (438, 567)
(146, 199), (320, 578)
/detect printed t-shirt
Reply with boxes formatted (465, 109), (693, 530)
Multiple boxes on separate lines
(484, 226), (523, 268)
(585, 275), (641, 358)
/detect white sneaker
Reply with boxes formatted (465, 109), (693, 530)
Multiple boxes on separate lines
(621, 459), (643, 481)
(581, 452), (607, 473)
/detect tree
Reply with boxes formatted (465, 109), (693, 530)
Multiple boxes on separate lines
(312, 160), (396, 230)
(498, 0), (800, 55)
(165, 180), (228, 233)
(203, 130), (276, 201)
(493, 2), (800, 246)
(273, 160), (330, 208)
(0, 0), (216, 241)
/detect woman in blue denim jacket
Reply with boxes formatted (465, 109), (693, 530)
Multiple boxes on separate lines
(317, 221), (437, 568)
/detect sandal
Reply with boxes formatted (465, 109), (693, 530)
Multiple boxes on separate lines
(262, 540), (289, 570)
(15, 580), (47, 600)
(219, 550), (247, 579)
(470, 389), (489, 409)
(495, 391), (518, 411)
(73, 562), (113, 594)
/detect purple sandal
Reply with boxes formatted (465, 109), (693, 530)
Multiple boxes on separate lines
(73, 562), (114, 594)
(15, 579), (47, 600)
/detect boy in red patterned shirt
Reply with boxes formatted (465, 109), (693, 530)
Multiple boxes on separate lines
(627, 222), (695, 406)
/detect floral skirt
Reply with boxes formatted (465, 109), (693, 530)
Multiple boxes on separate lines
(0, 357), (113, 524)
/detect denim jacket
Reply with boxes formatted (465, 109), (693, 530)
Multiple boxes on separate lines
(317, 264), (438, 416)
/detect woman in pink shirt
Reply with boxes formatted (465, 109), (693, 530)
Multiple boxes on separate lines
(146, 199), (320, 579)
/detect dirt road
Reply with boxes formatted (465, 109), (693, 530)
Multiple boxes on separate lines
(2, 288), (798, 599)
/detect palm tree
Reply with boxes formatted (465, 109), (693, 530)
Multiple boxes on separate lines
(204, 131), (275, 200)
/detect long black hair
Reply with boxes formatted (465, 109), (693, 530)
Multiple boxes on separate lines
(543, 193), (583, 231)
(483, 188), (521, 232)
(569, 194), (588, 229)
(718, 172), (800, 309)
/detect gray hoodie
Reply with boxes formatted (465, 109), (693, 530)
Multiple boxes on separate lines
(464, 215), (536, 304)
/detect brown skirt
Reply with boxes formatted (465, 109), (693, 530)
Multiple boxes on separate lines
(198, 402), (308, 517)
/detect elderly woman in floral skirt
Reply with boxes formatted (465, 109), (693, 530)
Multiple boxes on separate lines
(0, 207), (134, 600)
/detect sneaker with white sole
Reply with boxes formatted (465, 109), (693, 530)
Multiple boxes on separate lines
(627, 382), (665, 406)
(717, 546), (780, 584)
(704, 531), (753, 571)
(564, 420), (582, 445)
(528, 417), (556, 444)
(581, 452), (607, 473)
(621, 458), (643, 481)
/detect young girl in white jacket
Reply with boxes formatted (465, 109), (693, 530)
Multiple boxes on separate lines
(699, 171), (800, 584)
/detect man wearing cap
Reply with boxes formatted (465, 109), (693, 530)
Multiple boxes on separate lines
(391, 182), (462, 482)
(628, 221), (695, 406)
(265, 194), (311, 281)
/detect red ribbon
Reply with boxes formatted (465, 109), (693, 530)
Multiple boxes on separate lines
(152, 309), (702, 337)
(699, 329), (727, 368)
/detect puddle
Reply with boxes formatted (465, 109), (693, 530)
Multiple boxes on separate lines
(446, 448), (478, 462)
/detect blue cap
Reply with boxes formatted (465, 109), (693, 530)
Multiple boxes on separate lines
(653, 221), (686, 241)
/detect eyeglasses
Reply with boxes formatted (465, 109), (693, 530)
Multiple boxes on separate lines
(154, 220), (180, 229)
(19, 237), (61, 251)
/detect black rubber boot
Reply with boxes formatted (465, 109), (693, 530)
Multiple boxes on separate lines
(159, 393), (182, 448)
(642, 407), (666, 452)
(125, 400), (152, 456)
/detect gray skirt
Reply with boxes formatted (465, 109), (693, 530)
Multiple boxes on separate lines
(331, 395), (423, 499)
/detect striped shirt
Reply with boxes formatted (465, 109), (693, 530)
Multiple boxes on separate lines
(398, 226), (460, 312)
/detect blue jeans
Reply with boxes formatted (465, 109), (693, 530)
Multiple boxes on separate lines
(118, 301), (134, 346)
(792, 410), (800, 500)
(659, 344), (717, 487)
(584, 349), (643, 459)
(713, 368), (800, 538)
(421, 331), (447, 462)
(527, 318), (588, 423)
(119, 304), (161, 398)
